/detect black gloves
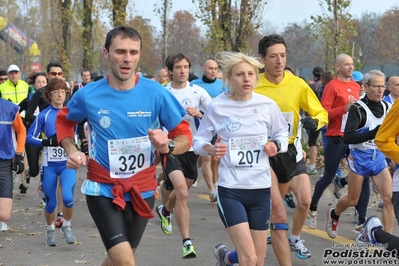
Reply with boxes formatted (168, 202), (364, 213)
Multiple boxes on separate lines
(80, 140), (89, 155)
(301, 117), (318, 132)
(42, 134), (59, 147)
(13, 154), (25, 174)
(370, 125), (381, 138)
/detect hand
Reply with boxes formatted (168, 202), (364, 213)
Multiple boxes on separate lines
(66, 150), (86, 169)
(213, 136), (227, 159)
(371, 125), (381, 138)
(301, 117), (318, 132)
(148, 129), (169, 154)
(186, 107), (201, 118)
(264, 142), (278, 157)
(42, 134), (58, 147)
(345, 95), (357, 112)
(13, 154), (25, 174)
(80, 140), (89, 155)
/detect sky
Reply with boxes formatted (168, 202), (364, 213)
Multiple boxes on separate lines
(133, 0), (399, 32)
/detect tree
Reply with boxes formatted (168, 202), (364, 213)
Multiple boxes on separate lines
(111, 0), (128, 27)
(352, 12), (380, 69)
(375, 7), (399, 68)
(81, 0), (94, 71)
(58, 0), (72, 78)
(282, 23), (321, 74)
(308, 0), (358, 70)
(126, 16), (159, 75)
(193, 0), (267, 55)
(166, 11), (205, 66)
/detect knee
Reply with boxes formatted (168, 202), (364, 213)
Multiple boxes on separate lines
(239, 254), (257, 266)
(296, 196), (311, 211)
(63, 198), (74, 209)
(45, 202), (57, 214)
(175, 187), (189, 201)
(271, 207), (287, 223)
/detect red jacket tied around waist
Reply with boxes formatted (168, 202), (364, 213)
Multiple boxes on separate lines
(87, 159), (157, 219)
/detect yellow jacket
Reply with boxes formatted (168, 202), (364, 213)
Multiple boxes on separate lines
(254, 73), (328, 144)
(0, 79), (29, 104)
(375, 99), (399, 164)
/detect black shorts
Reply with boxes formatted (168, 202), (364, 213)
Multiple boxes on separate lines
(86, 195), (155, 251)
(0, 160), (13, 198)
(160, 151), (199, 191)
(308, 129), (321, 147)
(291, 158), (307, 177)
(269, 143), (298, 183)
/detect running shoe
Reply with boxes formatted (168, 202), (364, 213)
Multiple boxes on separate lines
(289, 238), (311, 259)
(355, 222), (364, 234)
(19, 183), (27, 194)
(0, 221), (8, 232)
(306, 210), (317, 229)
(37, 184), (47, 208)
(333, 175), (343, 199)
(356, 216), (383, 250)
(209, 189), (217, 203)
(214, 243), (230, 266)
(156, 205), (172, 235)
(23, 168), (30, 189)
(307, 166), (318, 175)
(326, 208), (339, 238)
(378, 199), (383, 211)
(267, 228), (271, 244)
(60, 225), (76, 244)
(45, 229), (56, 246)
(284, 193), (296, 209)
(182, 240), (196, 259)
(353, 209), (359, 224)
(55, 213), (63, 228)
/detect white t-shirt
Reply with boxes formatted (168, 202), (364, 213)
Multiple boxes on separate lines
(193, 92), (288, 189)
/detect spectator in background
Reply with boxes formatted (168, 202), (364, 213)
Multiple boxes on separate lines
(72, 69), (91, 95)
(0, 65), (29, 104)
(157, 68), (169, 85)
(351, 71), (364, 98)
(0, 70), (8, 84)
(307, 66), (324, 175)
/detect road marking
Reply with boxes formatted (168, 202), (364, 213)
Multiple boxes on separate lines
(197, 193), (355, 244)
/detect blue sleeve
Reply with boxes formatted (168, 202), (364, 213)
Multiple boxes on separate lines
(65, 88), (87, 123)
(26, 114), (45, 147)
(159, 89), (186, 131)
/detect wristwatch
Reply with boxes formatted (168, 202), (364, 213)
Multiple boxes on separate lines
(271, 140), (281, 152)
(166, 139), (175, 154)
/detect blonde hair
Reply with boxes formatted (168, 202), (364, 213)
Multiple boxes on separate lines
(215, 52), (264, 92)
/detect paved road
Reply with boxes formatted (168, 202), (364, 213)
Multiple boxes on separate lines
(0, 167), (397, 266)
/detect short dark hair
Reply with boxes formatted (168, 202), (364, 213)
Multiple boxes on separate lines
(0, 70), (6, 76)
(258, 34), (287, 57)
(312, 66), (324, 79)
(166, 53), (191, 72)
(29, 72), (48, 85)
(44, 78), (69, 101)
(47, 62), (63, 73)
(104, 26), (142, 51)
(81, 69), (90, 76)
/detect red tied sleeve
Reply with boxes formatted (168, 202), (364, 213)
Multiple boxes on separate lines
(87, 159), (157, 219)
(56, 107), (78, 146)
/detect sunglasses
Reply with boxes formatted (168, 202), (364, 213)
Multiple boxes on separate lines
(49, 72), (63, 77)
(0, 78), (7, 82)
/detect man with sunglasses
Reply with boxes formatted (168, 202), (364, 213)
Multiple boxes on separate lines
(0, 65), (29, 104)
(25, 62), (67, 226)
(0, 70), (7, 85)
